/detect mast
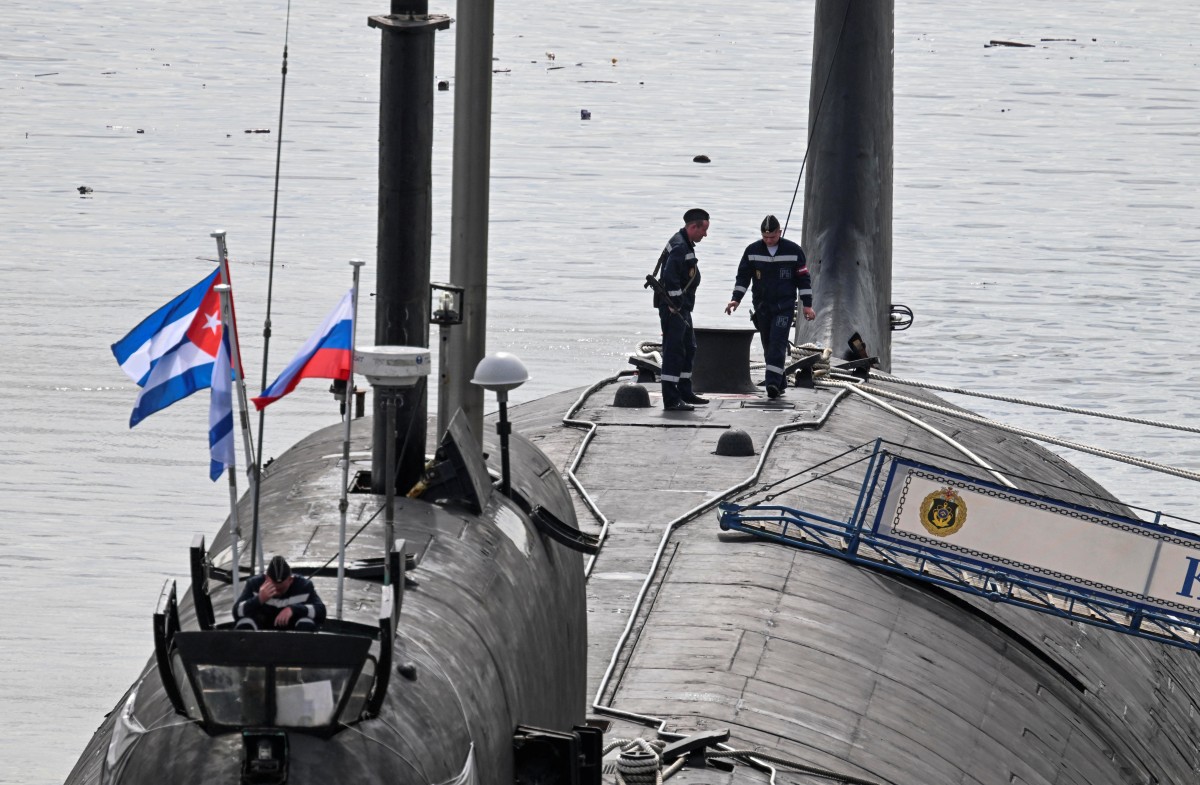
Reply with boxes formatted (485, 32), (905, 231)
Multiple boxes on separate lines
(797, 0), (894, 371)
(367, 0), (449, 494)
(442, 0), (495, 444)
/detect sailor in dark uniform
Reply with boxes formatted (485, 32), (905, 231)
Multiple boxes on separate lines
(233, 555), (326, 631)
(725, 215), (815, 399)
(655, 208), (710, 411)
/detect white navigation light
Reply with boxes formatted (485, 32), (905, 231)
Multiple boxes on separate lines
(471, 352), (529, 393)
(355, 346), (431, 388)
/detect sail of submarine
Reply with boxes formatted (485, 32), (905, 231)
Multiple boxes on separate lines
(64, 1), (598, 784)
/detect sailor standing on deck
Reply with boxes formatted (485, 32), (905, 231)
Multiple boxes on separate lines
(725, 215), (815, 399)
(233, 555), (326, 631)
(656, 208), (710, 411)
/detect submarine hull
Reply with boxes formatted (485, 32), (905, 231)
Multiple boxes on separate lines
(509, 382), (1200, 784)
(65, 418), (588, 785)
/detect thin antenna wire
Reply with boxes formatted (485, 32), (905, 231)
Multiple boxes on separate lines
(250, 0), (293, 573)
(783, 0), (853, 237)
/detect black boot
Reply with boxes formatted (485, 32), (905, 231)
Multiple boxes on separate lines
(662, 382), (694, 411)
(678, 379), (709, 405)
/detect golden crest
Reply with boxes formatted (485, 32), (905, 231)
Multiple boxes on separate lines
(918, 486), (967, 537)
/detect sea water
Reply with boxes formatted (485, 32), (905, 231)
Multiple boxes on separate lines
(1, 1), (1196, 782)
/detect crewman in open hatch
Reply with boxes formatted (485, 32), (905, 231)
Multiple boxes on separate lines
(725, 214), (814, 399)
(233, 555), (327, 631)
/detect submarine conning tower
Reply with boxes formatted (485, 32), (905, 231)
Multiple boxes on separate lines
(369, 0), (448, 494)
(796, 0), (894, 371)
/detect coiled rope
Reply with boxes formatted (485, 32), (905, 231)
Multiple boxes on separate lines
(603, 738), (684, 785)
(600, 737), (885, 785)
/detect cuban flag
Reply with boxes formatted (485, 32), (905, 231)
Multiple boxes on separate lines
(208, 329), (236, 481)
(252, 289), (354, 410)
(111, 268), (225, 427)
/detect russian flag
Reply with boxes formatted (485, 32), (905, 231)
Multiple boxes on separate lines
(111, 268), (225, 427)
(252, 289), (354, 410)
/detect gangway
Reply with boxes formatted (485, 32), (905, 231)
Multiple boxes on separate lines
(718, 443), (1200, 653)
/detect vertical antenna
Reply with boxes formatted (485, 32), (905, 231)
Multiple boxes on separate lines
(250, 1), (294, 572)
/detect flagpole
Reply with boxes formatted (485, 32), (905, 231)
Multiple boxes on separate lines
(337, 259), (366, 619)
(212, 231), (264, 572)
(214, 284), (242, 601)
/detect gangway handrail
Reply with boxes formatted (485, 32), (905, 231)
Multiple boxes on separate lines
(718, 446), (1200, 654)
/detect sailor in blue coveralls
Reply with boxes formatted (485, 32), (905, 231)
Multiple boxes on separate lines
(725, 215), (815, 399)
(655, 208), (710, 411)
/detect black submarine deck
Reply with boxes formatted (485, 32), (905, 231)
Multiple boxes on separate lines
(506, 374), (1200, 785)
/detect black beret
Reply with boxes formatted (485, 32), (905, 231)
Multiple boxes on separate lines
(267, 555), (292, 582)
(683, 208), (710, 224)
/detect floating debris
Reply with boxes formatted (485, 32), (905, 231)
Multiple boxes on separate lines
(693, 154), (711, 164)
(986, 39), (1034, 48)
(546, 51), (555, 61)
(34, 72), (59, 77)
(580, 109), (591, 120)
(136, 129), (144, 133)
(437, 80), (449, 91)
(611, 57), (618, 65)
(244, 129), (271, 133)
(77, 186), (93, 195)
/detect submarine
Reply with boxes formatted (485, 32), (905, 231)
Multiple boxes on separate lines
(64, 1), (597, 784)
(508, 2), (1200, 783)
(65, 0), (1200, 783)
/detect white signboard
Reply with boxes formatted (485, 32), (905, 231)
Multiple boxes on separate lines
(876, 463), (1200, 618)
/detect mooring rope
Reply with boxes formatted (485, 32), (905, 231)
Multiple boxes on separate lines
(862, 370), (1200, 435)
(821, 377), (1200, 483)
(602, 738), (685, 784)
(706, 749), (884, 785)
(598, 737), (885, 785)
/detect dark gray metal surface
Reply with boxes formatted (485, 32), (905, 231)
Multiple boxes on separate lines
(797, 0), (894, 371)
(368, 4), (449, 493)
(509, 378), (1200, 784)
(442, 0), (496, 443)
(692, 327), (760, 394)
(65, 417), (588, 785)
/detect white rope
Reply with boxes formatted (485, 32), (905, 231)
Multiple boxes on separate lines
(602, 738), (681, 785)
(869, 371), (1200, 435)
(820, 380), (1016, 488)
(707, 749), (884, 784)
(823, 378), (1200, 483)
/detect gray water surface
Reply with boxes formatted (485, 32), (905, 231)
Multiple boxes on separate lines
(1, 2), (1197, 782)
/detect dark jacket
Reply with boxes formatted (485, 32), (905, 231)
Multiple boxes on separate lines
(729, 237), (812, 312)
(233, 573), (327, 627)
(655, 226), (701, 312)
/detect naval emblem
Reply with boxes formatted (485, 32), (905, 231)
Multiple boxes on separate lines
(918, 486), (967, 537)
